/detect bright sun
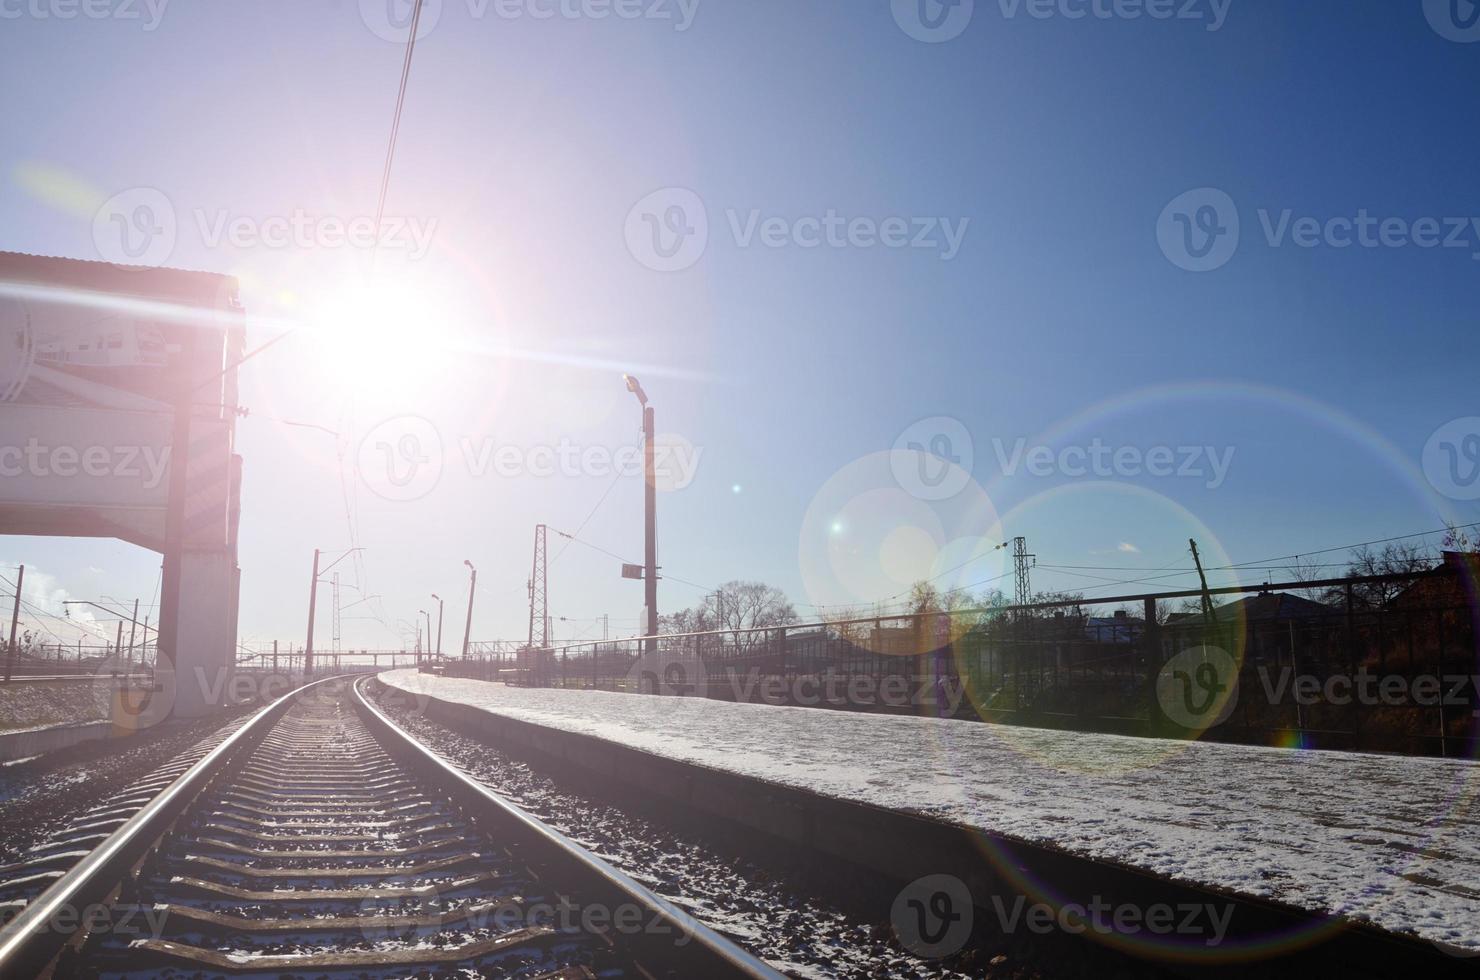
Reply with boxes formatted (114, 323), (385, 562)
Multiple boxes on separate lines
(302, 276), (457, 391)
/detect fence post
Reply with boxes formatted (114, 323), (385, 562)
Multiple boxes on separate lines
(1435, 608), (1448, 758)
(1345, 583), (1361, 743)
(1143, 597), (1163, 734)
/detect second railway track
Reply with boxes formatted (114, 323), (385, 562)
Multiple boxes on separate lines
(0, 676), (781, 979)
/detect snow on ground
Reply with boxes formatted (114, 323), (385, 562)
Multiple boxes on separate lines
(0, 678), (111, 732)
(382, 670), (1480, 953)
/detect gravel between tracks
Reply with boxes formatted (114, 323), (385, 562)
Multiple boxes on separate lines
(0, 706), (257, 866)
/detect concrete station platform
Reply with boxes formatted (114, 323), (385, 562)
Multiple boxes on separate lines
(379, 669), (1480, 969)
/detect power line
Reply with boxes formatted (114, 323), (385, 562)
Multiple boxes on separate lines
(1042, 521), (1480, 576)
(373, 0), (426, 266)
(551, 468), (626, 567)
(795, 519), (1480, 617)
(1026, 521), (1480, 600)
(550, 529), (714, 593)
(323, 0), (426, 650)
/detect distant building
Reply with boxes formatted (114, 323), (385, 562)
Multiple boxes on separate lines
(1084, 610), (1143, 644)
(1166, 591), (1336, 627)
(1217, 591), (1336, 623)
(1392, 552), (1479, 611)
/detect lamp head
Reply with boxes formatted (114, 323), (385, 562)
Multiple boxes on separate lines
(623, 374), (648, 406)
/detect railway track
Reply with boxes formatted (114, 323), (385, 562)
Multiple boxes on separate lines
(0, 676), (781, 979)
(0, 716), (251, 921)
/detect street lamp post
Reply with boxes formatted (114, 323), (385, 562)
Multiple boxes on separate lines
(419, 609), (431, 664)
(461, 560), (477, 659)
(431, 594), (444, 656)
(623, 375), (658, 655)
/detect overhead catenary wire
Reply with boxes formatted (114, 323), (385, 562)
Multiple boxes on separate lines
(1039, 521), (1480, 577)
(550, 529), (715, 594)
(372, 0), (426, 269)
(550, 467), (627, 567)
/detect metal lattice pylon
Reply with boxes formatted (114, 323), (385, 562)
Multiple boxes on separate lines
(528, 524), (549, 649)
(1013, 536), (1035, 610)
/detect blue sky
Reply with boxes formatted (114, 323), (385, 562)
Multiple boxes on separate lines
(1, 0), (1477, 651)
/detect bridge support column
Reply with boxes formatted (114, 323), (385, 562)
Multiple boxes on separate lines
(166, 550), (238, 718)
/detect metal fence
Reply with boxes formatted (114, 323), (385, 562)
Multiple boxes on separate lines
(437, 559), (1478, 757)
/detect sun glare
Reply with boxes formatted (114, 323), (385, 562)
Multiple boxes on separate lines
(303, 277), (457, 391)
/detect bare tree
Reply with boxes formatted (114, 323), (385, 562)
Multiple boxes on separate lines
(907, 581), (942, 616)
(1444, 522), (1476, 553)
(820, 608), (872, 643)
(662, 581), (799, 654)
(1338, 542), (1435, 610)
(1031, 590), (1086, 620)
(706, 581), (798, 632)
(658, 607), (705, 636)
(1285, 554), (1330, 604)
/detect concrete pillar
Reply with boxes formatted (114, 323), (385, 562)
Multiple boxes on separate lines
(168, 550), (237, 718)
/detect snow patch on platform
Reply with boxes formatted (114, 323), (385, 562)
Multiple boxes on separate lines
(381, 669), (1480, 953)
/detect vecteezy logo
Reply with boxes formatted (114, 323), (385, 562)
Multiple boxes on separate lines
(1424, 0), (1480, 42)
(1157, 188), (1239, 272)
(97, 659), (176, 733)
(360, 0), (443, 42)
(1423, 417), (1480, 501)
(891, 874), (973, 959)
(891, 0), (974, 43)
(624, 188), (709, 272)
(649, 432), (703, 492)
(891, 417), (974, 500)
(1156, 646), (1239, 730)
(356, 415), (444, 502)
(93, 188), (177, 269)
(625, 650), (708, 698)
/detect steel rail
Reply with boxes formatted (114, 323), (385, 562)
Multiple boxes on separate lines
(351, 675), (785, 980)
(0, 674), (343, 977)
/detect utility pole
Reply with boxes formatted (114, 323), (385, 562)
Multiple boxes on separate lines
(528, 524), (549, 649)
(304, 547), (361, 677)
(126, 598), (139, 665)
(304, 549), (321, 676)
(1189, 538), (1219, 626)
(431, 593), (444, 655)
(5, 564), (23, 683)
(331, 572), (342, 656)
(461, 560), (477, 658)
(624, 375), (658, 654)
